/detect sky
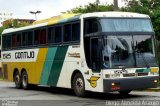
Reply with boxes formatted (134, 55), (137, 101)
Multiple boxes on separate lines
(0, 0), (126, 20)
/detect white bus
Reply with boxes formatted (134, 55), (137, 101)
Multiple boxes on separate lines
(1, 12), (159, 97)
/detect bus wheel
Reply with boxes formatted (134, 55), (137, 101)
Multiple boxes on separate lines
(22, 71), (29, 90)
(14, 71), (22, 89)
(73, 73), (86, 97)
(118, 90), (132, 95)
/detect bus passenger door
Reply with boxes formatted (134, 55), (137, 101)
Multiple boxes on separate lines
(86, 37), (103, 92)
(90, 37), (102, 72)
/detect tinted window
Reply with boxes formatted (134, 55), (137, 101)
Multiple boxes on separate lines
(16, 33), (21, 47)
(72, 23), (80, 41)
(41, 29), (46, 44)
(22, 31), (33, 46)
(64, 24), (71, 42)
(2, 36), (7, 49)
(7, 35), (11, 49)
(34, 30), (40, 45)
(48, 27), (55, 43)
(2, 35), (11, 49)
(34, 29), (46, 45)
(55, 26), (62, 43)
(22, 32), (28, 46)
(12, 34), (17, 48)
(84, 18), (98, 34)
(28, 31), (33, 45)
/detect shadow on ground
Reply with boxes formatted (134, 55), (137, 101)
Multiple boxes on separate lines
(8, 85), (148, 100)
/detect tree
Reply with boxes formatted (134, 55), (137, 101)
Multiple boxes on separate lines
(0, 19), (33, 35)
(121, 0), (160, 65)
(121, 0), (160, 40)
(66, 2), (114, 14)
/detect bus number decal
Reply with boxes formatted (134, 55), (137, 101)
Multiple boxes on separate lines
(3, 53), (11, 59)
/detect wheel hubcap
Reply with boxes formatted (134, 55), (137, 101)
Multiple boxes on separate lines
(76, 78), (83, 90)
(15, 75), (19, 84)
(22, 75), (27, 87)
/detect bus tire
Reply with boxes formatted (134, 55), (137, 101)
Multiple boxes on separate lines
(73, 73), (86, 97)
(118, 90), (132, 95)
(22, 71), (29, 90)
(13, 71), (22, 89)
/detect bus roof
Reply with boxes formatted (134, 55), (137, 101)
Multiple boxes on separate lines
(2, 12), (150, 35)
(81, 11), (150, 18)
(2, 13), (80, 34)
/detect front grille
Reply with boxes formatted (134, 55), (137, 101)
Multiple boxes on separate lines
(123, 72), (148, 77)
(137, 72), (148, 76)
(123, 73), (135, 77)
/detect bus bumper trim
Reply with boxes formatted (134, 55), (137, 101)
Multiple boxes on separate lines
(103, 76), (159, 92)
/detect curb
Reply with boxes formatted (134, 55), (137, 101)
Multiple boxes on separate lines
(143, 88), (160, 92)
(135, 87), (160, 92)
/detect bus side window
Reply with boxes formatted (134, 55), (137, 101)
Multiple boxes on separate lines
(84, 18), (99, 34)
(72, 23), (80, 41)
(41, 29), (46, 44)
(2, 36), (7, 49)
(3, 35), (11, 49)
(22, 32), (28, 46)
(28, 31), (33, 46)
(16, 33), (22, 47)
(48, 27), (55, 43)
(34, 30), (40, 45)
(64, 24), (71, 42)
(12, 34), (17, 48)
(55, 26), (62, 43)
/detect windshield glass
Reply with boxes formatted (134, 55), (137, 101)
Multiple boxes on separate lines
(102, 35), (157, 68)
(133, 35), (157, 67)
(100, 18), (153, 32)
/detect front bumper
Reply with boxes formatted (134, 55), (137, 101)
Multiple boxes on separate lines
(103, 76), (159, 92)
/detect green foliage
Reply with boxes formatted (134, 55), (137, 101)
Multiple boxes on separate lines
(12, 20), (31, 28)
(0, 19), (31, 36)
(0, 26), (7, 35)
(121, 0), (160, 40)
(66, 2), (114, 14)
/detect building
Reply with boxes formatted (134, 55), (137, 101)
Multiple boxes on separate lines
(2, 19), (35, 27)
(0, 12), (13, 26)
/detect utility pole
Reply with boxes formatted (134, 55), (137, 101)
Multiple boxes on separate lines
(96, 0), (100, 5)
(96, 0), (100, 11)
(29, 11), (41, 20)
(114, 0), (119, 11)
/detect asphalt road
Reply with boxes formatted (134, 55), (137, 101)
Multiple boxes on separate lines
(0, 80), (160, 106)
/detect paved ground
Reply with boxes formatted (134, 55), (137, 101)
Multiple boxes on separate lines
(0, 81), (160, 106)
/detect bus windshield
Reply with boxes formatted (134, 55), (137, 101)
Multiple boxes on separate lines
(100, 18), (153, 32)
(102, 35), (158, 68)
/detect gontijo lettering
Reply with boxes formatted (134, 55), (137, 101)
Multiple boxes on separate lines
(15, 51), (34, 59)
